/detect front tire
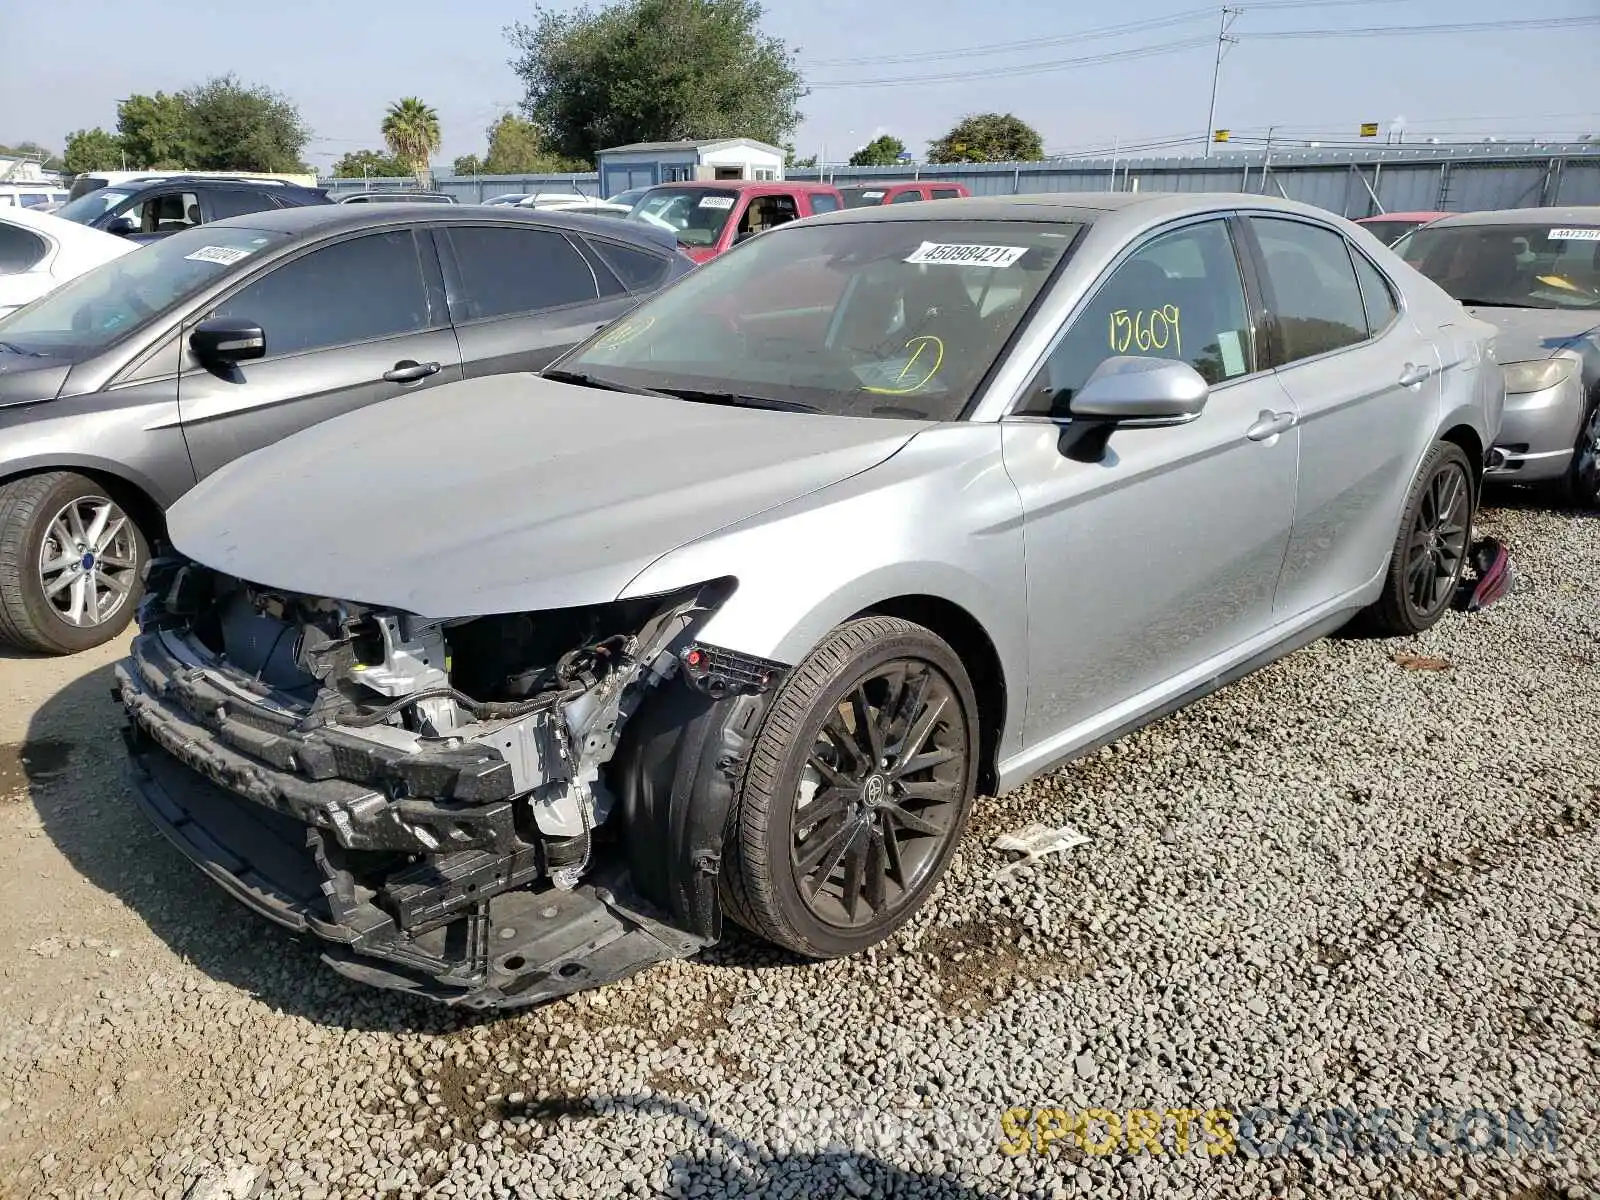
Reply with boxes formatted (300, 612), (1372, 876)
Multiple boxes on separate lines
(720, 617), (979, 958)
(1555, 396), (1600, 509)
(1364, 441), (1474, 637)
(0, 472), (149, 654)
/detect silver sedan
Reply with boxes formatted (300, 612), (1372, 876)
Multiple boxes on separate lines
(114, 192), (1502, 1009)
(1395, 206), (1600, 506)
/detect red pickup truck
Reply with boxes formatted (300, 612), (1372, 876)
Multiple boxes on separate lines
(629, 181), (845, 264)
(837, 181), (971, 207)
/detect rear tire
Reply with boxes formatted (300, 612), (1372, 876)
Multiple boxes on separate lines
(720, 617), (979, 959)
(0, 472), (149, 655)
(1363, 442), (1474, 637)
(1554, 396), (1600, 509)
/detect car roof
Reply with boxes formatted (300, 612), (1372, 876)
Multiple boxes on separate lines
(1421, 206), (1600, 228)
(800, 190), (1347, 229)
(642, 180), (841, 193)
(112, 175), (319, 194)
(1357, 211), (1450, 222)
(202, 201), (683, 253)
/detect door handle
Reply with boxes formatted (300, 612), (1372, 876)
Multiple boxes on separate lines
(1398, 362), (1432, 388)
(1245, 409), (1297, 441)
(383, 360), (441, 383)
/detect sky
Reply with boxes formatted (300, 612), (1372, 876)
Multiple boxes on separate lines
(2, 0), (1597, 171)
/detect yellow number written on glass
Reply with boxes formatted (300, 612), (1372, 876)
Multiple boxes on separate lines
(1108, 305), (1181, 357)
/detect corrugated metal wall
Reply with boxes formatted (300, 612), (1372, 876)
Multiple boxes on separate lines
(320, 146), (1600, 216)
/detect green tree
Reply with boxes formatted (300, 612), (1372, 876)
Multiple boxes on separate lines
(182, 75), (310, 172)
(382, 97), (441, 184)
(928, 113), (1043, 164)
(62, 129), (124, 174)
(453, 153), (485, 175)
(849, 135), (905, 167)
(117, 92), (192, 168)
(482, 113), (587, 173)
(506, 0), (804, 164)
(332, 149), (411, 178)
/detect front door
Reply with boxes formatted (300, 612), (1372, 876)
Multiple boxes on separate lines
(999, 217), (1302, 747)
(177, 227), (463, 480)
(1243, 215), (1444, 616)
(437, 223), (634, 377)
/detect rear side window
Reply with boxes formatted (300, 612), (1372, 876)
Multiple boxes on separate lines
(809, 194), (840, 214)
(931, 188), (963, 200)
(0, 224), (49, 273)
(1351, 252), (1400, 334)
(889, 190), (922, 204)
(211, 230), (436, 357)
(1250, 217), (1369, 364)
(446, 225), (598, 321)
(840, 189), (886, 209)
(585, 238), (670, 292)
(206, 189), (275, 220)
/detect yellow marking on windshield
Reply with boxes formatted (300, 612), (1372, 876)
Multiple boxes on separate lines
(594, 314), (656, 349)
(863, 335), (945, 394)
(1536, 275), (1580, 293)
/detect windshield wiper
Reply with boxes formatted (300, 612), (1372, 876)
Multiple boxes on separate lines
(657, 388), (820, 413)
(541, 368), (674, 398)
(1454, 298), (1516, 308)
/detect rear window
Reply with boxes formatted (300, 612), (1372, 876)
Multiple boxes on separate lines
(840, 188), (888, 209)
(68, 175), (113, 202)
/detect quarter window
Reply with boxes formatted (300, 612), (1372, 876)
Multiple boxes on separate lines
(1019, 219), (1254, 416)
(0, 224), (49, 273)
(210, 230), (435, 358)
(584, 238), (669, 292)
(445, 226), (597, 320)
(809, 194), (840, 214)
(1350, 251), (1399, 334)
(890, 190), (922, 204)
(1249, 217), (1369, 363)
(931, 188), (962, 200)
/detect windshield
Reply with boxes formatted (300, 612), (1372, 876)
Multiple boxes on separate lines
(55, 189), (132, 224)
(630, 187), (739, 247)
(840, 188), (890, 209)
(0, 225), (288, 357)
(553, 218), (1079, 421)
(1397, 223), (1600, 310)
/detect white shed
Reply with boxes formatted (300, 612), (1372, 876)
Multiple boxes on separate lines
(596, 139), (784, 199)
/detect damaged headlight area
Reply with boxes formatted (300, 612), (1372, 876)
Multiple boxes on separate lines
(112, 557), (783, 1010)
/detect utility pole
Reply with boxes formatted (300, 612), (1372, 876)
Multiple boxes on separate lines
(1203, 6), (1240, 158)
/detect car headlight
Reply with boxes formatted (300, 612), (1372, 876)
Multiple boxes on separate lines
(1502, 357), (1578, 395)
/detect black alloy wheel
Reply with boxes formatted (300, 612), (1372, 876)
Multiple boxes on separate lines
(1365, 440), (1475, 636)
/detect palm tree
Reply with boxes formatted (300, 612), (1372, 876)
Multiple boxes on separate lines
(382, 98), (441, 186)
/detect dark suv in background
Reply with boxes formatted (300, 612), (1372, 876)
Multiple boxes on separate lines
(53, 175), (330, 244)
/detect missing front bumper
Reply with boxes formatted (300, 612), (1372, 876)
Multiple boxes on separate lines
(114, 641), (708, 1010)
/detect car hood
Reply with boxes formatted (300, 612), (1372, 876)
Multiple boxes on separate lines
(0, 349), (73, 408)
(168, 373), (930, 616)
(1464, 305), (1600, 362)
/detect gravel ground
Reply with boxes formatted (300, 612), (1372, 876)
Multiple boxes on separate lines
(1, 495), (1597, 1200)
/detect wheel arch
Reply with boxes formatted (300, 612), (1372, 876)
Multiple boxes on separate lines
(0, 460), (170, 549)
(1438, 422), (1485, 489)
(850, 594), (1007, 796)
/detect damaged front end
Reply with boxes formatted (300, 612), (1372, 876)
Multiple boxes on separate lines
(113, 557), (783, 1010)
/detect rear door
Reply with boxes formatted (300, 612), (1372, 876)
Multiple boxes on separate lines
(1240, 214), (1442, 617)
(439, 222), (631, 376)
(177, 227), (464, 480)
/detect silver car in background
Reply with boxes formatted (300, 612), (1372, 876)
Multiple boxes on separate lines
(1395, 206), (1600, 506)
(113, 193), (1501, 1010)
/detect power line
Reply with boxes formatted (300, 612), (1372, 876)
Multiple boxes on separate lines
(1249, 14), (1600, 37)
(805, 35), (1213, 88)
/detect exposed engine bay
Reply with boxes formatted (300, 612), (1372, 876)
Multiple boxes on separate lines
(113, 556), (783, 1009)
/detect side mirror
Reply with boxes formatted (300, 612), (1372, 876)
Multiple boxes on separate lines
(1057, 356), (1209, 462)
(190, 317), (266, 368)
(104, 217), (136, 237)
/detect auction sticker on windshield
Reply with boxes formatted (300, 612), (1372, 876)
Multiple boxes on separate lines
(698, 196), (735, 210)
(1548, 228), (1600, 241)
(906, 242), (1029, 267)
(184, 245), (255, 266)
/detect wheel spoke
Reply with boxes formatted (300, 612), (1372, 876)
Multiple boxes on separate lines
(851, 685), (884, 766)
(98, 570), (131, 599)
(43, 568), (77, 597)
(807, 750), (856, 790)
(97, 554), (135, 570)
(898, 694), (948, 770)
(840, 832), (867, 920)
(83, 503), (112, 549)
(805, 820), (862, 902)
(93, 515), (127, 553)
(863, 827), (887, 913)
(896, 745), (957, 778)
(67, 574), (90, 625)
(879, 811), (906, 888)
(797, 785), (852, 829)
(796, 812), (855, 878)
(885, 801), (945, 837)
(887, 670), (930, 754)
(66, 504), (88, 544)
(49, 517), (75, 549)
(821, 712), (867, 773)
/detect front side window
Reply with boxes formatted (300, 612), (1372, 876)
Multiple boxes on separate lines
(210, 230), (435, 358)
(738, 195), (800, 238)
(1397, 223), (1600, 311)
(632, 187), (738, 248)
(445, 225), (597, 320)
(1250, 217), (1369, 363)
(55, 188), (132, 224)
(1019, 219), (1253, 417)
(0, 224), (49, 273)
(0, 225), (287, 357)
(556, 218), (1079, 422)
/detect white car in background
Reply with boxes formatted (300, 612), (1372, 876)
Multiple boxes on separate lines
(0, 206), (138, 317)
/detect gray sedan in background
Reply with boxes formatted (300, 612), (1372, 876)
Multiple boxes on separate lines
(0, 204), (693, 653)
(113, 192), (1501, 1010)
(1396, 206), (1600, 506)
